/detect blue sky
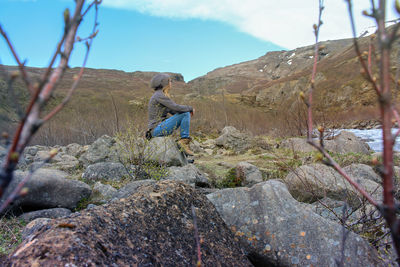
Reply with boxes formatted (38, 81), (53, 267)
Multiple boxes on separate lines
(0, 0), (398, 81)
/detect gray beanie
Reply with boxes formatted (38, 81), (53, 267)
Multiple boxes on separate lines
(150, 73), (170, 89)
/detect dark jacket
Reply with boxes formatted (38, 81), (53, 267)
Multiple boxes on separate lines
(147, 89), (193, 130)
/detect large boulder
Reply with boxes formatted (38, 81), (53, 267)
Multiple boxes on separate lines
(285, 163), (382, 208)
(325, 131), (371, 154)
(280, 137), (316, 153)
(144, 137), (188, 166)
(6, 181), (252, 266)
(164, 164), (210, 187)
(344, 163), (381, 184)
(0, 169), (91, 213)
(79, 135), (119, 167)
(281, 131), (370, 154)
(215, 126), (251, 153)
(207, 180), (383, 267)
(82, 162), (130, 181)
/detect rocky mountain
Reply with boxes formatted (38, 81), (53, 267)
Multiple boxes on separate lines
(189, 26), (400, 119)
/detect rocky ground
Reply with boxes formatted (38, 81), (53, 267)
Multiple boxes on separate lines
(0, 126), (398, 266)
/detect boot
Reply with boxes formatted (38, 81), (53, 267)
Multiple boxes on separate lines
(177, 137), (194, 156)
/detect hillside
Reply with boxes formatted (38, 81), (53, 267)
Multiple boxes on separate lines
(189, 28), (400, 122)
(1, 25), (400, 145)
(0, 67), (189, 144)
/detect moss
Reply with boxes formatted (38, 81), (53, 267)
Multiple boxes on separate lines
(331, 152), (373, 167)
(0, 216), (26, 257)
(216, 168), (242, 188)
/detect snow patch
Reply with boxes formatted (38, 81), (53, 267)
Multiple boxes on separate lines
(259, 69), (263, 72)
(289, 52), (295, 58)
(287, 59), (292, 65)
(309, 56), (314, 59)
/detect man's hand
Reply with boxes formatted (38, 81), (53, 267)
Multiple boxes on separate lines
(190, 108), (195, 117)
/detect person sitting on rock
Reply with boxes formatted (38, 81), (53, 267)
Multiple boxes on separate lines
(147, 73), (195, 156)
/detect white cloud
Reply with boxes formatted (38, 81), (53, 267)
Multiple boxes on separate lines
(102, 0), (399, 49)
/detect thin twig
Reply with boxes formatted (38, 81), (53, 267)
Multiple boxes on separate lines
(0, 25), (35, 95)
(307, 0), (324, 139)
(0, 0), (100, 200)
(191, 205), (202, 267)
(0, 150), (57, 214)
(306, 0), (378, 207)
(393, 108), (400, 139)
(346, 0), (381, 95)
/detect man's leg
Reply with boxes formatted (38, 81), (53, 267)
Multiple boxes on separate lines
(152, 113), (187, 137)
(179, 112), (191, 138)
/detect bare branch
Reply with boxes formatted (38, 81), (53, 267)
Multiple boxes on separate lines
(0, 25), (35, 95)
(0, 0), (101, 200)
(346, 0), (381, 95)
(306, 0), (378, 208)
(307, 0), (324, 140)
(192, 205), (202, 267)
(0, 150), (58, 214)
(42, 2), (100, 123)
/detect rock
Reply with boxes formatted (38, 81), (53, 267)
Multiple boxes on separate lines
(204, 148), (213, 155)
(164, 164), (210, 187)
(344, 163), (381, 184)
(285, 163), (382, 208)
(91, 182), (117, 203)
(21, 218), (52, 240)
(236, 162), (263, 186)
(325, 131), (371, 154)
(144, 136), (188, 166)
(86, 204), (97, 209)
(215, 126), (251, 153)
(22, 146), (46, 165)
(112, 179), (156, 200)
(79, 135), (119, 167)
(63, 143), (86, 158)
(280, 137), (315, 152)
(0, 145), (6, 163)
(218, 161), (235, 168)
(0, 169), (92, 213)
(202, 139), (216, 149)
(310, 197), (354, 223)
(82, 162), (130, 181)
(281, 131), (371, 154)
(33, 149), (52, 162)
(207, 180), (383, 267)
(19, 208), (71, 222)
(52, 153), (80, 172)
(6, 181), (252, 266)
(189, 139), (204, 153)
(23, 146), (39, 158)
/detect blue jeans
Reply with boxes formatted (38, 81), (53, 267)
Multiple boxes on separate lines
(152, 112), (190, 138)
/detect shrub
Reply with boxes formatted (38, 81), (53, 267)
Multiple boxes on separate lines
(115, 125), (168, 181)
